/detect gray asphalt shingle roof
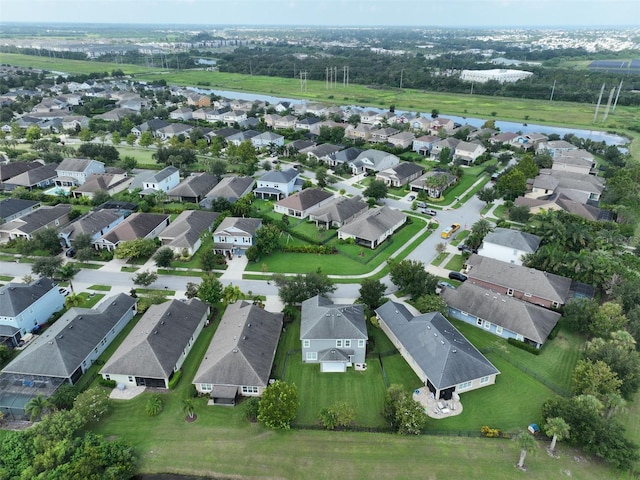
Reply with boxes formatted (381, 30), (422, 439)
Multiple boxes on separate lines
(482, 227), (541, 253)
(0, 278), (57, 317)
(300, 296), (367, 341)
(338, 206), (406, 242)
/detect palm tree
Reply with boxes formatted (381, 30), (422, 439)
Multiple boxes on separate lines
(515, 431), (537, 469)
(64, 293), (83, 309)
(182, 398), (195, 420)
(222, 284), (244, 304)
(543, 417), (570, 455)
(25, 394), (50, 421)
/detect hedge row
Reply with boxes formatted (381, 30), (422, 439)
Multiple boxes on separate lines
(282, 245), (338, 254)
(507, 338), (541, 355)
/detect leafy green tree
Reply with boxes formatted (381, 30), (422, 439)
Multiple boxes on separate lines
(222, 283), (245, 304)
(496, 169), (526, 201)
(72, 232), (93, 251)
(585, 334), (640, 400)
(56, 262), (80, 292)
(33, 228), (63, 254)
(139, 131), (154, 148)
(197, 274), (223, 305)
(316, 165), (329, 188)
(508, 204), (531, 223)
(145, 394), (163, 416)
(389, 259), (438, 300)
(438, 146), (452, 164)
(273, 269), (336, 305)
(258, 380), (298, 430)
(413, 294), (447, 315)
(119, 155), (138, 171)
(589, 302), (627, 338)
(383, 384), (426, 435)
(515, 431), (537, 469)
(132, 270), (158, 287)
(114, 238), (157, 260)
(32, 256), (63, 279)
(363, 180), (388, 201)
(125, 133), (136, 146)
(543, 417), (570, 455)
(49, 383), (78, 410)
(199, 249), (220, 272)
(78, 128), (94, 142)
(515, 154), (538, 179)
(91, 189), (111, 207)
(153, 247), (174, 268)
(73, 387), (111, 424)
(255, 223), (281, 255)
(358, 278), (387, 315)
(110, 131), (121, 145)
(65, 293), (83, 309)
(476, 187), (497, 205)
(25, 125), (42, 143)
(318, 401), (356, 430)
(572, 359), (622, 399)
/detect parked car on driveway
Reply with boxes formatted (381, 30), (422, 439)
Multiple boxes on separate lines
(421, 208), (437, 216)
(58, 287), (70, 296)
(437, 281), (456, 290)
(457, 244), (476, 254)
(448, 271), (468, 282)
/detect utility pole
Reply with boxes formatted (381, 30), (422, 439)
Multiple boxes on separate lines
(300, 71), (307, 93)
(602, 87), (616, 123)
(334, 66), (338, 89)
(325, 67), (329, 89)
(400, 68), (404, 89)
(612, 80), (623, 111)
(549, 79), (556, 101)
(593, 83), (605, 123)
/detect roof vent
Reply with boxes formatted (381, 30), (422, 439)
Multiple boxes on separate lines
(426, 325), (431, 329)
(232, 348), (238, 353)
(58, 335), (63, 339)
(441, 340), (445, 345)
(247, 323), (251, 328)
(166, 312), (171, 316)
(154, 330), (158, 335)
(160, 321), (165, 325)
(79, 316), (83, 320)
(242, 336), (246, 340)
(452, 349), (457, 353)
(433, 333), (438, 337)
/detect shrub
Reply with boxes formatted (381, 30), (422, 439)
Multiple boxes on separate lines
(98, 378), (117, 389)
(168, 369), (182, 389)
(145, 393), (163, 416)
(481, 425), (502, 437)
(507, 338), (541, 355)
(244, 397), (260, 422)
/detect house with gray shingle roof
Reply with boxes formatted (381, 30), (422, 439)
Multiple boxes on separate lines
(71, 172), (131, 199)
(337, 206), (406, 249)
(158, 210), (219, 256)
(2, 163), (58, 191)
(306, 143), (343, 162)
(0, 278), (64, 347)
(309, 195), (368, 229)
(254, 168), (303, 200)
(301, 296), (368, 373)
(129, 166), (180, 196)
(0, 204), (71, 243)
(529, 169), (605, 203)
(226, 129), (259, 146)
(375, 300), (499, 400)
(167, 173), (218, 203)
(325, 147), (363, 168)
(273, 188), (334, 219)
(375, 162), (424, 187)
(55, 158), (105, 186)
(410, 170), (458, 198)
(213, 217), (262, 258)
(250, 131), (285, 149)
(200, 176), (255, 209)
(131, 118), (170, 136)
(442, 283), (561, 349)
(477, 227), (541, 266)
(464, 254), (572, 309)
(0, 161), (42, 183)
(100, 298), (209, 389)
(155, 123), (193, 140)
(514, 193), (613, 222)
(349, 149), (400, 174)
(58, 209), (125, 248)
(92, 212), (169, 251)
(193, 301), (283, 405)
(3, 294), (137, 385)
(0, 198), (40, 224)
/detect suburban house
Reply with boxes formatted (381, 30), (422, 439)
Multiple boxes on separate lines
(158, 210), (219, 256)
(199, 176), (255, 209)
(273, 188), (334, 219)
(167, 173), (218, 203)
(306, 144), (343, 163)
(0, 278), (64, 347)
(92, 212), (170, 251)
(0, 161), (43, 185)
(309, 195), (368, 229)
(453, 141), (486, 165)
(376, 162), (424, 187)
(270, 114), (297, 130)
(131, 118), (170, 137)
(536, 140), (578, 157)
(370, 127), (399, 144)
(428, 117), (456, 135)
(387, 131), (416, 149)
(514, 193), (613, 222)
(349, 149), (400, 174)
(295, 116), (322, 133)
(409, 171), (458, 198)
(488, 132), (519, 147)
(213, 217), (262, 258)
(130, 166), (180, 196)
(300, 295), (368, 373)
(375, 301), (499, 400)
(337, 206), (407, 249)
(71, 172), (131, 199)
(528, 169), (605, 204)
(325, 147), (363, 168)
(345, 123), (374, 141)
(430, 138), (460, 160)
(185, 92), (211, 107)
(442, 283), (561, 349)
(0, 204), (71, 243)
(551, 150), (596, 175)
(2, 163), (59, 191)
(2, 294), (137, 385)
(464, 254), (572, 309)
(155, 123), (193, 141)
(411, 117), (432, 132)
(192, 301), (283, 405)
(100, 299), (209, 389)
(253, 168), (303, 200)
(0, 199), (40, 224)
(477, 227), (541, 266)
(250, 131), (285, 149)
(55, 158), (105, 186)
(169, 107), (193, 121)
(412, 135), (440, 156)
(58, 209), (125, 248)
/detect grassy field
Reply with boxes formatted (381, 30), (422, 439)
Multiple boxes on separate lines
(0, 53), (155, 76)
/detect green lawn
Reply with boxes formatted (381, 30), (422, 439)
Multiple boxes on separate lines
(88, 284), (112, 291)
(0, 275), (13, 281)
(444, 254), (465, 271)
(431, 252), (448, 266)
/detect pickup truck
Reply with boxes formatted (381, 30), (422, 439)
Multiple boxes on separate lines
(440, 223), (461, 239)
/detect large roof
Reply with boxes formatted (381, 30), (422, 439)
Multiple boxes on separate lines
(0, 198), (39, 220)
(275, 188), (333, 212)
(202, 176), (255, 205)
(310, 195), (368, 224)
(375, 301), (499, 390)
(465, 254), (572, 304)
(97, 213), (169, 245)
(56, 158), (103, 173)
(101, 299), (209, 379)
(300, 295), (367, 341)
(338, 206), (406, 242)
(0, 278), (58, 317)
(442, 283), (561, 345)
(158, 210), (219, 249)
(59, 209), (122, 240)
(167, 173), (218, 199)
(214, 217), (262, 237)
(192, 301), (283, 387)
(482, 227), (540, 253)
(2, 294), (137, 379)
(0, 204), (71, 235)
(259, 168), (298, 184)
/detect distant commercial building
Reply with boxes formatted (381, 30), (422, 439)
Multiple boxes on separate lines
(460, 69), (533, 84)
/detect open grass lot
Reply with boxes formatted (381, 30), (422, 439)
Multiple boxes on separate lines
(0, 53), (155, 76)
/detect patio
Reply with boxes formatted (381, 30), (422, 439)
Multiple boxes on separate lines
(413, 387), (464, 419)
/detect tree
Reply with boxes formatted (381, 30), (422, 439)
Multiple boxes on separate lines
(56, 263), (80, 293)
(316, 165), (329, 188)
(114, 238), (157, 260)
(182, 398), (196, 420)
(72, 232), (93, 251)
(438, 146), (452, 164)
(197, 273), (223, 305)
(589, 302), (627, 338)
(25, 125), (42, 143)
(363, 180), (388, 201)
(413, 294), (447, 315)
(125, 133), (136, 146)
(49, 383), (78, 410)
(139, 130), (154, 148)
(119, 155), (138, 171)
(33, 228), (63, 254)
(476, 187), (497, 205)
(572, 359), (622, 399)
(25, 394), (51, 421)
(358, 278), (387, 315)
(110, 131), (121, 145)
(508, 204), (531, 223)
(273, 269), (336, 305)
(318, 401), (356, 430)
(73, 387), (111, 424)
(389, 259), (438, 300)
(153, 247), (174, 268)
(78, 128), (94, 142)
(255, 223), (281, 255)
(199, 249), (220, 272)
(132, 270), (158, 288)
(32, 257), (63, 279)
(543, 417), (570, 455)
(222, 283), (245, 304)
(383, 384), (426, 435)
(515, 431), (537, 469)
(146, 394), (163, 416)
(65, 293), (83, 309)
(496, 169), (526, 201)
(258, 380), (298, 430)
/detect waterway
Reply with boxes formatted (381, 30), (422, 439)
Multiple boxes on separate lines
(187, 87), (629, 147)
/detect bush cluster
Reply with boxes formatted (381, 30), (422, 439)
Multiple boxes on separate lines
(282, 245), (337, 254)
(507, 338), (541, 355)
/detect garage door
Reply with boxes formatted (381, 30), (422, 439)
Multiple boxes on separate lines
(321, 362), (346, 373)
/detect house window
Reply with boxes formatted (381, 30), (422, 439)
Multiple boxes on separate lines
(476, 318), (483, 326)
(507, 288), (514, 296)
(306, 352), (317, 361)
(496, 326), (503, 335)
(303, 339), (310, 348)
(552, 301), (560, 309)
(480, 376), (490, 384)
(344, 339), (351, 348)
(516, 334), (524, 341)
(484, 321), (491, 330)
(128, 376), (133, 382)
(358, 339), (365, 348)
(241, 386), (259, 394)
(201, 383), (212, 391)
(336, 340), (343, 348)
(105, 375), (110, 381)
(458, 381), (473, 391)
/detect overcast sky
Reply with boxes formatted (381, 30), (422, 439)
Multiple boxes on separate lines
(1, 0), (638, 27)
